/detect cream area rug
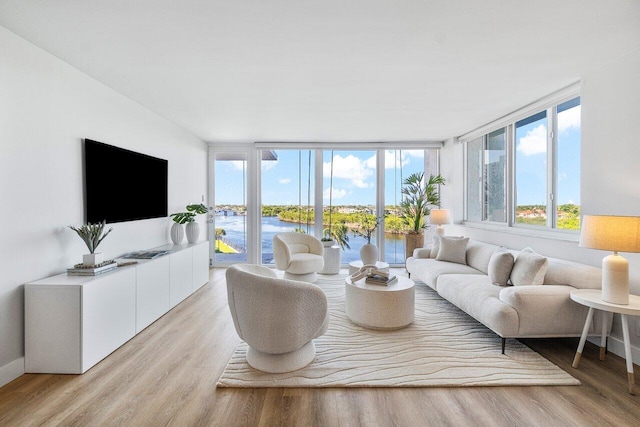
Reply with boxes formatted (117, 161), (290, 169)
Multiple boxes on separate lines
(217, 273), (579, 388)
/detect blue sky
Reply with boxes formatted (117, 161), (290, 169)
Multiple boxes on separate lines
(515, 104), (581, 205)
(215, 149), (427, 206)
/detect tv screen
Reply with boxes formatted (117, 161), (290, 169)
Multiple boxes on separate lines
(84, 139), (168, 224)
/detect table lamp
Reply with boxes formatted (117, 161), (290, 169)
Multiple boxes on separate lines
(579, 215), (640, 305)
(430, 209), (452, 237)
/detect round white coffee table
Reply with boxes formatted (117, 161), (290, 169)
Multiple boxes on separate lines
(348, 260), (390, 276)
(345, 275), (415, 330)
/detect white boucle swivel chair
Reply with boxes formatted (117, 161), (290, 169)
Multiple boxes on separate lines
(273, 232), (324, 283)
(226, 264), (330, 373)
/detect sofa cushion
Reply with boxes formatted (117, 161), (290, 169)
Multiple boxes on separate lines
(408, 258), (484, 290)
(436, 237), (469, 265)
(488, 249), (515, 286)
(466, 240), (502, 274)
(510, 248), (548, 286)
(436, 274), (519, 337)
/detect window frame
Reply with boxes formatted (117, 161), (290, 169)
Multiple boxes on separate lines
(461, 83), (581, 237)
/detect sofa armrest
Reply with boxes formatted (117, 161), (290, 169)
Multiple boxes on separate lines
(499, 285), (609, 337)
(413, 247), (432, 259)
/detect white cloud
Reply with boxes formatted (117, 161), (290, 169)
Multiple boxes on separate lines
(323, 154), (373, 188)
(558, 105), (581, 132)
(323, 186), (347, 200)
(558, 172), (568, 182)
(261, 159), (277, 171)
(517, 124), (547, 156)
(230, 160), (246, 171)
(279, 178), (291, 184)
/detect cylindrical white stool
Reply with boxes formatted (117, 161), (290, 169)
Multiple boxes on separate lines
(320, 246), (341, 275)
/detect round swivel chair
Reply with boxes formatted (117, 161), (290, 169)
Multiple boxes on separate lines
(225, 264), (329, 373)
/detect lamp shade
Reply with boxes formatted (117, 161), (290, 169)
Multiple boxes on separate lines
(579, 215), (640, 253)
(430, 209), (452, 226)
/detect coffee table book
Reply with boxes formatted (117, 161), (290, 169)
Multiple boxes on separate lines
(365, 274), (397, 286)
(67, 262), (118, 276)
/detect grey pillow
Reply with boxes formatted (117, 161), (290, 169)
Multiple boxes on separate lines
(510, 247), (548, 286)
(436, 237), (469, 265)
(488, 249), (515, 286)
(430, 235), (464, 259)
(429, 236), (440, 259)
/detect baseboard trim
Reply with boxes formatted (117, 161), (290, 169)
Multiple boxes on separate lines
(0, 357), (25, 388)
(588, 336), (640, 367)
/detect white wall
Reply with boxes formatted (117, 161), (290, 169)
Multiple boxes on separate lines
(0, 27), (208, 386)
(440, 47), (640, 359)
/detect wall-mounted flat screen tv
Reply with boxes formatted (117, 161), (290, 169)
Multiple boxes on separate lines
(84, 139), (168, 223)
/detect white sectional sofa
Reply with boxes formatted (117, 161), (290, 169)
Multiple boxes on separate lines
(406, 238), (611, 353)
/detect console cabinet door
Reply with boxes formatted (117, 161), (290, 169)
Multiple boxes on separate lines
(136, 257), (170, 333)
(82, 268), (136, 372)
(192, 242), (210, 291)
(170, 247), (193, 307)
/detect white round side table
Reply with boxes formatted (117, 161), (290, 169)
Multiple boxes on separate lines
(345, 275), (415, 330)
(319, 246), (341, 275)
(570, 289), (640, 395)
(348, 260), (390, 276)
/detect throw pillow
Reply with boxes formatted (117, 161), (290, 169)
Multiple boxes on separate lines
(430, 235), (464, 259)
(430, 236), (440, 259)
(510, 247), (548, 286)
(436, 237), (469, 265)
(488, 249), (515, 286)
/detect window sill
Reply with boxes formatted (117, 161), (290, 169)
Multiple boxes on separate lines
(461, 221), (580, 244)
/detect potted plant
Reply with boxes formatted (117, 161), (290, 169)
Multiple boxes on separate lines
(400, 172), (445, 259)
(69, 221), (113, 266)
(170, 203), (208, 244)
(353, 213), (381, 264)
(323, 223), (350, 250)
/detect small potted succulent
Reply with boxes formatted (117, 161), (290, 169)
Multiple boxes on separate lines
(170, 203), (208, 244)
(69, 221), (113, 266)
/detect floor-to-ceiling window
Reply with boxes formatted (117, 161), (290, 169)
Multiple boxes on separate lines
(212, 152), (249, 264)
(260, 149), (315, 264)
(210, 143), (442, 267)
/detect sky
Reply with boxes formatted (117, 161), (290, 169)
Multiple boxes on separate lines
(215, 149), (429, 206)
(515, 104), (581, 205)
(214, 102), (580, 208)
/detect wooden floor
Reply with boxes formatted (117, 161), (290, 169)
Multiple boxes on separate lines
(1, 268), (639, 426)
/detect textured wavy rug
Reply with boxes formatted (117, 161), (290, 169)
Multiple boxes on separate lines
(217, 273), (579, 388)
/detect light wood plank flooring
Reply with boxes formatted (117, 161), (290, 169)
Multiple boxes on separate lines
(1, 268), (639, 426)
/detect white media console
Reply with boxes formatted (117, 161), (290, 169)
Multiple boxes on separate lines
(25, 241), (209, 374)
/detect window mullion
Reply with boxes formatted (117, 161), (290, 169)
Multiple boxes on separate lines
(547, 107), (556, 229)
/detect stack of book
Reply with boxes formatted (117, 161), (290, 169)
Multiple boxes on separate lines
(67, 261), (118, 276)
(365, 273), (398, 286)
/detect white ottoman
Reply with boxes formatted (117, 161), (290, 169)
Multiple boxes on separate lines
(345, 276), (415, 330)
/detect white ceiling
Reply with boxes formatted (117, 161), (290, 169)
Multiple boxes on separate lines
(1, 1), (639, 143)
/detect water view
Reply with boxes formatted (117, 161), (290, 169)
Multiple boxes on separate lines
(215, 215), (408, 264)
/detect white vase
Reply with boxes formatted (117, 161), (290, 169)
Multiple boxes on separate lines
(171, 223), (185, 245)
(83, 252), (104, 266)
(186, 222), (199, 244)
(322, 239), (334, 247)
(360, 243), (378, 265)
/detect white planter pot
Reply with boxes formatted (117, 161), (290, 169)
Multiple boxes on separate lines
(322, 239), (335, 248)
(171, 223), (185, 245)
(83, 253), (104, 267)
(186, 222), (200, 244)
(360, 243), (378, 265)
